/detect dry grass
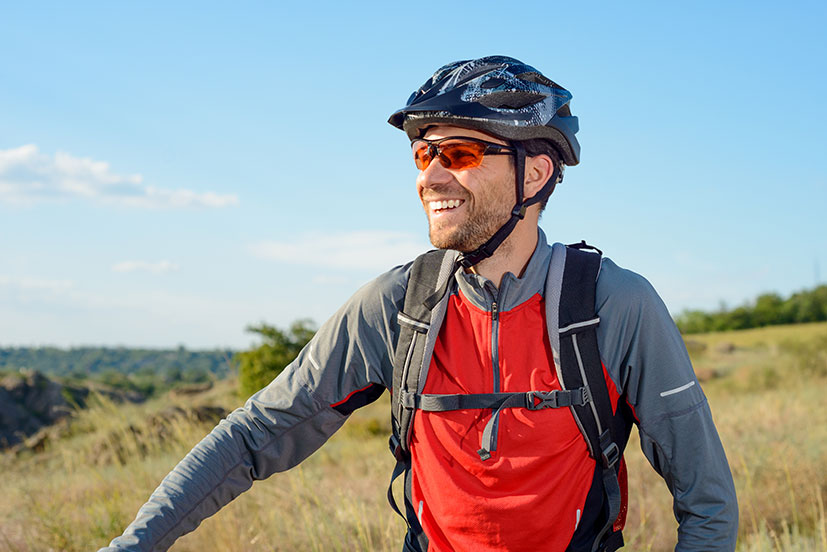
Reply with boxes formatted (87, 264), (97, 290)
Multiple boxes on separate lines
(685, 321), (827, 350)
(1, 323), (826, 551)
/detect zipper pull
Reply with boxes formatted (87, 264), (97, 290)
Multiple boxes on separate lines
(491, 300), (498, 321)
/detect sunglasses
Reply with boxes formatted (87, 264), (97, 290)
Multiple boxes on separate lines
(411, 136), (515, 171)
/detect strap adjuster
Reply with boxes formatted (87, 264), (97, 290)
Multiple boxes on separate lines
(602, 442), (619, 468)
(599, 429), (620, 468)
(400, 390), (416, 410)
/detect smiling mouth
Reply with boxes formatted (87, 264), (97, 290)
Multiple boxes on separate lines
(429, 199), (465, 213)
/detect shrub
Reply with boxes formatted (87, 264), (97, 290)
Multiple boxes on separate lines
(237, 320), (316, 398)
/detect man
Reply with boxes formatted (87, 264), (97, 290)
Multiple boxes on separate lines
(102, 56), (738, 551)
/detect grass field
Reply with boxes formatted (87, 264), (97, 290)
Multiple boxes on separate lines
(1, 321), (826, 551)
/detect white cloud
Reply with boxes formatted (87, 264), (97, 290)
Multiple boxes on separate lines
(111, 260), (180, 274)
(249, 231), (431, 271)
(0, 144), (238, 208)
(0, 276), (74, 293)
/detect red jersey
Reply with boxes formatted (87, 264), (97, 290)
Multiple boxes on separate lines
(409, 289), (596, 551)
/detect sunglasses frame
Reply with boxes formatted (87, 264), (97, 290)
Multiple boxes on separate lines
(411, 136), (515, 171)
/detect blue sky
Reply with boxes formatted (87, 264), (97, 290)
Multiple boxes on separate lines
(1, 1), (825, 349)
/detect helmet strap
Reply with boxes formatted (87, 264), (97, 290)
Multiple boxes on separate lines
(457, 142), (562, 270)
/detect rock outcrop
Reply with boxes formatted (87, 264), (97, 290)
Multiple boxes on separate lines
(0, 370), (144, 449)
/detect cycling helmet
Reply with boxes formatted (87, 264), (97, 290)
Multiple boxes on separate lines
(388, 56), (580, 268)
(388, 55), (579, 166)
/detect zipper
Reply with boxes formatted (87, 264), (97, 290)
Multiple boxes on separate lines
(491, 300), (500, 393)
(489, 291), (501, 454)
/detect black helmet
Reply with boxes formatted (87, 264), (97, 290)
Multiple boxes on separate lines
(388, 55), (579, 166)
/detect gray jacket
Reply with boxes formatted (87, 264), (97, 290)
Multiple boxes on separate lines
(101, 231), (738, 551)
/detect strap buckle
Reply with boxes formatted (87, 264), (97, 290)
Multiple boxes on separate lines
(526, 390), (559, 410)
(526, 388), (589, 410)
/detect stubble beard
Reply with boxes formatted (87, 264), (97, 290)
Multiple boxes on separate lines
(427, 198), (512, 253)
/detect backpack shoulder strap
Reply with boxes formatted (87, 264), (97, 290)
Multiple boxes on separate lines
(555, 241), (623, 551)
(558, 243), (614, 458)
(390, 249), (455, 454)
(387, 249), (454, 549)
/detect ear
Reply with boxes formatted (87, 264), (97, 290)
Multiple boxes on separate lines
(523, 154), (555, 200)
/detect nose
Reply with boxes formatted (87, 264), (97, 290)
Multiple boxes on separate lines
(416, 154), (454, 192)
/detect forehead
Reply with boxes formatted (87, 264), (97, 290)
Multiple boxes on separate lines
(420, 125), (508, 145)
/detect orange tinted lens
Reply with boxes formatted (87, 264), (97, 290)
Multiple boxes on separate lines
(439, 141), (487, 170)
(412, 142), (433, 170)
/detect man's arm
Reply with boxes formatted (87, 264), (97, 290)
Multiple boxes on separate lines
(100, 264), (410, 551)
(596, 259), (739, 551)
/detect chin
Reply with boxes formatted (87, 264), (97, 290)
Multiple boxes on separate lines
(429, 235), (457, 251)
(429, 233), (476, 253)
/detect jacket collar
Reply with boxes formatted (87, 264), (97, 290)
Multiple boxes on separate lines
(454, 228), (553, 312)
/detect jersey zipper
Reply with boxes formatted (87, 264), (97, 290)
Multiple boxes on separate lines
(491, 299), (500, 393)
(490, 293), (501, 453)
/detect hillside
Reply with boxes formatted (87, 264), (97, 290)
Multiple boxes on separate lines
(0, 346), (236, 396)
(1, 322), (825, 551)
(0, 370), (144, 451)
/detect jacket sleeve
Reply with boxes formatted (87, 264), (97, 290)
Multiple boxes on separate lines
(99, 264), (410, 551)
(595, 259), (738, 551)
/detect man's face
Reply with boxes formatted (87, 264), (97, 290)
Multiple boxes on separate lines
(415, 125), (514, 252)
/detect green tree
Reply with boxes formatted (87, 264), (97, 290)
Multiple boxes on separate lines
(675, 309), (714, 334)
(237, 320), (316, 398)
(724, 305), (754, 330)
(753, 293), (784, 327)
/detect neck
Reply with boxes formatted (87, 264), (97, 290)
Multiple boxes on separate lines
(466, 220), (539, 288)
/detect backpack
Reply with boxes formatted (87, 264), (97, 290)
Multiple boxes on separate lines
(387, 242), (626, 552)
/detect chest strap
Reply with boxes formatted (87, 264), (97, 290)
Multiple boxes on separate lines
(401, 387), (589, 461)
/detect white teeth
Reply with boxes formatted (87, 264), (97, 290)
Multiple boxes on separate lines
(429, 199), (463, 211)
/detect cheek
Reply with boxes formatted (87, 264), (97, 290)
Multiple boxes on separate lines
(415, 175), (426, 197)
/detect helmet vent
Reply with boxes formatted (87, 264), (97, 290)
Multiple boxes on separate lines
(481, 77), (506, 89)
(478, 90), (546, 110)
(515, 71), (554, 87)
